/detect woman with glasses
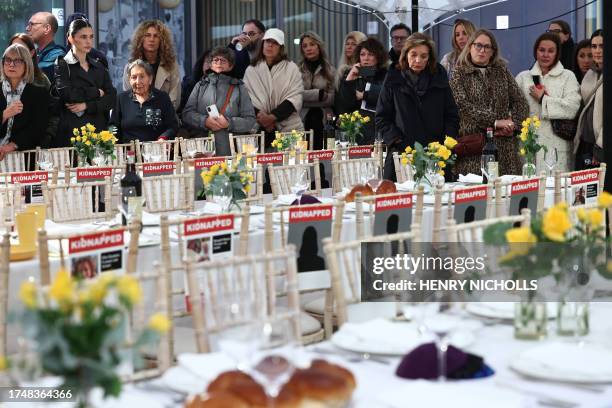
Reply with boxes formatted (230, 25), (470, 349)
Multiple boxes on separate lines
(298, 31), (335, 150)
(123, 20), (181, 110)
(8, 33), (50, 90)
(336, 31), (367, 89)
(54, 18), (116, 147)
(183, 47), (255, 156)
(515, 33), (581, 173)
(0, 44), (49, 157)
(574, 29), (603, 170)
(376, 33), (459, 180)
(110, 60), (178, 143)
(440, 19), (476, 79)
(450, 29), (528, 176)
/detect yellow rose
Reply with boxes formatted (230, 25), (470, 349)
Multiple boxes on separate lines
(88, 280), (107, 304)
(70, 137), (76, 143)
(244, 184), (251, 193)
(73, 128), (79, 136)
(520, 148), (525, 156)
(534, 120), (541, 128)
(405, 145), (413, 154)
(86, 123), (96, 132)
(117, 275), (142, 305)
(49, 268), (75, 305)
(148, 313), (171, 333)
(210, 164), (220, 174)
(542, 205), (572, 242)
(363, 116), (370, 123)
(587, 209), (604, 228)
(85, 140), (91, 146)
(598, 191), (612, 208)
(438, 170), (445, 176)
(505, 226), (537, 257)
(444, 136), (458, 149)
(220, 162), (228, 171)
(438, 161), (446, 169)
(521, 118), (531, 127)
(99, 131), (113, 142)
(19, 280), (37, 309)
(576, 208), (587, 222)
(76, 136), (81, 142)
(437, 146), (451, 161)
(520, 132), (528, 142)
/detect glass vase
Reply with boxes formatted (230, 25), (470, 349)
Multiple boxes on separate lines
(514, 301), (547, 340)
(556, 301), (589, 336)
(77, 153), (89, 168)
(522, 156), (537, 177)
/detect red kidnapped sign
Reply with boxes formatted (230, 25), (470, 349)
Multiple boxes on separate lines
(375, 193), (413, 212)
(308, 150), (334, 162)
(195, 157), (226, 170)
(183, 214), (234, 236)
(511, 179), (539, 195)
(256, 153), (284, 164)
(142, 161), (176, 175)
(289, 205), (333, 223)
(571, 169), (599, 185)
(455, 186), (488, 203)
(69, 230), (124, 254)
(10, 171), (48, 184)
(76, 167), (112, 181)
(348, 146), (372, 158)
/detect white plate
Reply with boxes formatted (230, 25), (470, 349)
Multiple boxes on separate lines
(330, 319), (475, 356)
(466, 302), (556, 320)
(511, 341), (612, 383)
(344, 202), (373, 213)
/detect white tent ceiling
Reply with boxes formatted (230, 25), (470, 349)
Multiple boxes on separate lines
(346, 0), (507, 29)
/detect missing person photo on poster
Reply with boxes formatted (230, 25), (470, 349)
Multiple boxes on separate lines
(10, 171), (49, 204)
(68, 230), (125, 279)
(568, 169), (599, 206)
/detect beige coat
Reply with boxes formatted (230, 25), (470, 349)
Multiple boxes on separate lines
(574, 69), (603, 153)
(515, 61), (581, 172)
(299, 63), (335, 126)
(123, 62), (181, 110)
(243, 59), (304, 132)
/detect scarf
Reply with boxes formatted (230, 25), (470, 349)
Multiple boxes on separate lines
(1, 79), (26, 145)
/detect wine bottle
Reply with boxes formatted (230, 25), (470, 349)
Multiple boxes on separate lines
(481, 127), (498, 184)
(324, 113), (336, 150)
(120, 150), (143, 226)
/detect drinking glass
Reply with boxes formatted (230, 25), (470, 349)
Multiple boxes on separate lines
(291, 166), (309, 202)
(544, 147), (558, 177)
(186, 141), (197, 159)
(37, 150), (53, 171)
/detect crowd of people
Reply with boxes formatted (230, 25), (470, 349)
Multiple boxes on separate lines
(0, 11), (604, 178)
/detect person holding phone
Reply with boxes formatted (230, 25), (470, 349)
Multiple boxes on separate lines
(335, 37), (388, 145)
(183, 47), (255, 156)
(516, 32), (580, 172)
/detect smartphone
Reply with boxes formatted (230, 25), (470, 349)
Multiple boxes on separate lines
(206, 104), (220, 118)
(359, 66), (376, 78)
(532, 75), (541, 87)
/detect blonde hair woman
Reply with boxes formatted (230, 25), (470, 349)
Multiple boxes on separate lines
(122, 19), (181, 109)
(440, 19), (476, 78)
(336, 31), (367, 88)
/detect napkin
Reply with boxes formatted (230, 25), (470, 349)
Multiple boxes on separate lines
(396, 180), (415, 191)
(458, 173), (483, 184)
(291, 194), (321, 205)
(396, 342), (494, 380)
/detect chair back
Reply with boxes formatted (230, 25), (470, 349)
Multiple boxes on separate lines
(36, 147), (75, 171)
(229, 132), (265, 156)
(142, 173), (194, 213)
(179, 136), (215, 159)
(267, 162), (322, 200)
(332, 157), (381, 194)
(392, 151), (413, 183)
(136, 139), (179, 163)
(0, 150), (37, 173)
(42, 178), (113, 222)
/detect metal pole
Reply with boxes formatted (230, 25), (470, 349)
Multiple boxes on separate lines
(412, 0), (418, 32)
(604, 0), (611, 191)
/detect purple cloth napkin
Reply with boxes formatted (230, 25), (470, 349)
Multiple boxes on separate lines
(395, 342), (468, 379)
(291, 194), (321, 205)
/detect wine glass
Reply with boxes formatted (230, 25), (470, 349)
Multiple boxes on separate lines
(367, 163), (383, 191)
(186, 140), (197, 159)
(544, 147), (558, 177)
(291, 166), (309, 202)
(37, 150), (53, 171)
(214, 180), (233, 213)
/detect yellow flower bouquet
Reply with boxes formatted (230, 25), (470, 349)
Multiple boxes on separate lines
(337, 111), (370, 145)
(199, 156), (253, 208)
(13, 269), (170, 404)
(271, 130), (304, 152)
(518, 116), (547, 176)
(400, 136), (457, 188)
(70, 124), (118, 166)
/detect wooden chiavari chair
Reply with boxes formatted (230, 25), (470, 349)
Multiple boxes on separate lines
(183, 247), (301, 352)
(135, 139), (179, 163)
(178, 136), (215, 159)
(0, 232), (10, 356)
(41, 177), (113, 223)
(142, 173), (194, 213)
(267, 161), (322, 200)
(323, 228), (421, 328)
(332, 157), (381, 194)
(0, 150), (37, 173)
(110, 141), (136, 167)
(36, 147), (75, 171)
(229, 131), (265, 156)
(492, 175), (547, 217)
(445, 209), (531, 243)
(393, 151), (413, 183)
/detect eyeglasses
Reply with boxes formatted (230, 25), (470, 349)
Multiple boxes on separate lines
(241, 31), (261, 38)
(472, 42), (493, 52)
(391, 35), (408, 42)
(3, 57), (25, 67)
(547, 29), (563, 34)
(26, 21), (46, 29)
(211, 57), (229, 64)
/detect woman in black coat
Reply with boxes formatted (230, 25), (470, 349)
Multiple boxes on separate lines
(376, 33), (459, 180)
(1, 44), (49, 156)
(54, 18), (116, 147)
(335, 38), (388, 145)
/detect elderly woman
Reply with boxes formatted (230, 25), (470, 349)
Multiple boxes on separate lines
(516, 33), (581, 172)
(336, 31), (367, 89)
(336, 37), (388, 145)
(1, 44), (49, 157)
(9, 33), (50, 90)
(574, 30), (603, 170)
(298, 31), (335, 150)
(244, 28), (304, 148)
(376, 33), (459, 180)
(123, 20), (181, 110)
(55, 18), (116, 147)
(450, 29), (529, 176)
(183, 47), (255, 156)
(440, 19), (476, 79)
(110, 60), (178, 143)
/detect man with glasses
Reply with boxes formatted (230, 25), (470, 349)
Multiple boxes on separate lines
(547, 20), (575, 71)
(228, 19), (266, 79)
(26, 12), (65, 83)
(388, 23), (412, 67)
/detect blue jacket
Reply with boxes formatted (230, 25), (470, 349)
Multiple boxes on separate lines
(37, 41), (66, 83)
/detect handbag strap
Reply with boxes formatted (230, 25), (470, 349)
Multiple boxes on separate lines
(219, 84), (235, 115)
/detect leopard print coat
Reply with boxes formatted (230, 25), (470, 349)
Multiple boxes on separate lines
(449, 61), (529, 176)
